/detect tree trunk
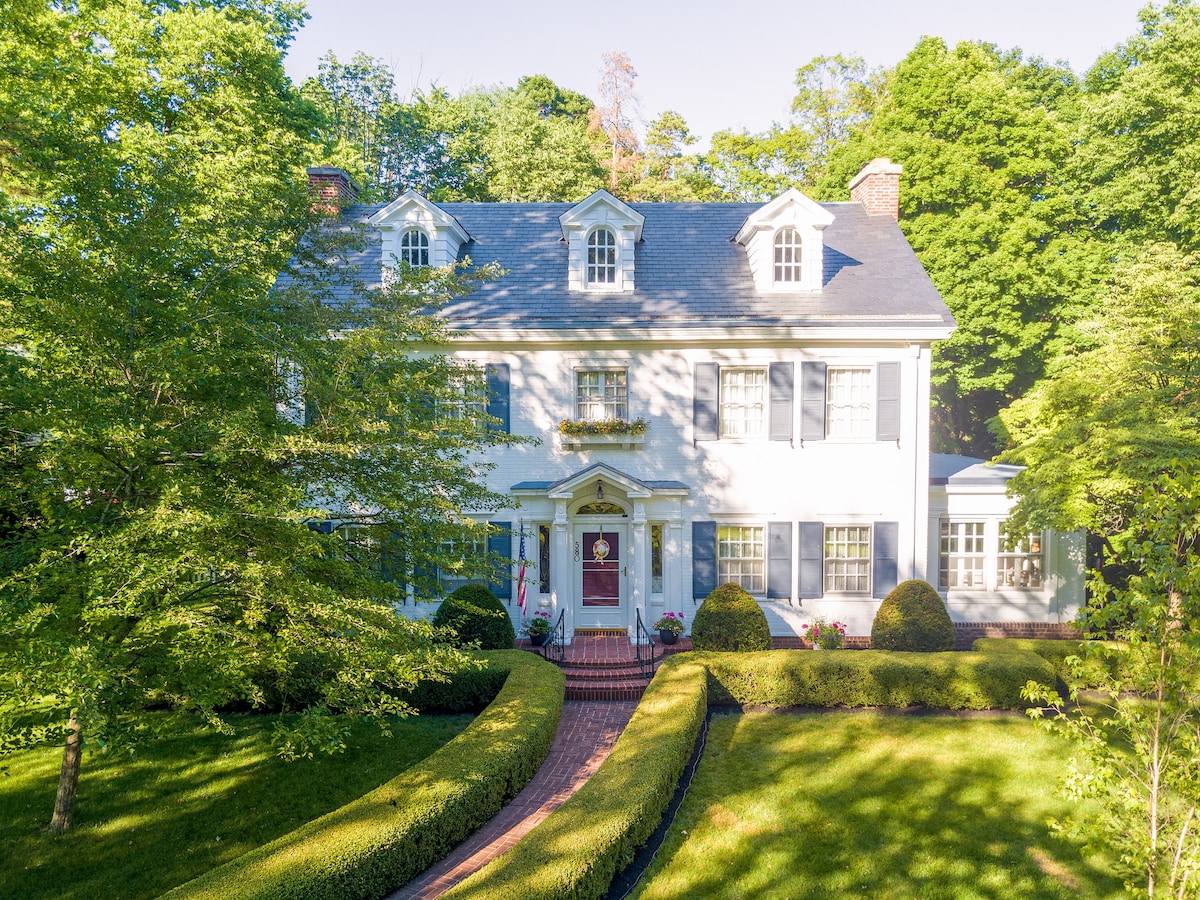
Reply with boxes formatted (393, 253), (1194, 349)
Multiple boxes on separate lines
(48, 715), (81, 834)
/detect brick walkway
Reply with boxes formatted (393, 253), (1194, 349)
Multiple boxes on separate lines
(387, 699), (637, 900)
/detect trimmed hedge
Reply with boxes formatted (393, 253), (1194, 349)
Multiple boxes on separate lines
(162, 651), (563, 900)
(871, 579), (955, 651)
(699, 648), (1055, 710)
(974, 637), (1126, 690)
(433, 585), (516, 651)
(690, 582), (771, 652)
(439, 655), (708, 900)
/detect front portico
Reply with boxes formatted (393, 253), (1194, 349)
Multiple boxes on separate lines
(511, 464), (688, 642)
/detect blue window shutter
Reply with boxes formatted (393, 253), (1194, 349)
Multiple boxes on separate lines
(487, 521), (512, 599)
(769, 362), (794, 442)
(801, 362), (826, 442)
(799, 521), (824, 599)
(307, 519), (336, 535)
(767, 522), (793, 599)
(873, 521), (899, 599)
(486, 364), (510, 434)
(693, 363), (719, 442)
(692, 521), (717, 599)
(876, 361), (901, 442)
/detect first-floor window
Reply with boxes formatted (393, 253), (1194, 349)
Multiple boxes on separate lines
(719, 368), (766, 438)
(442, 366), (486, 426)
(538, 524), (551, 594)
(825, 525), (870, 593)
(437, 536), (484, 593)
(939, 520), (986, 590)
(998, 526), (1044, 589)
(651, 524), (664, 594)
(576, 369), (628, 421)
(718, 525), (765, 593)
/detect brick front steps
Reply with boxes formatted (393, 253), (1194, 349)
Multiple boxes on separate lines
(517, 633), (695, 701)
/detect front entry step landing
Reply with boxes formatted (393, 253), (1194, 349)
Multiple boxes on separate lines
(518, 633), (694, 701)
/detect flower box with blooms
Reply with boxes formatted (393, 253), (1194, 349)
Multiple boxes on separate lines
(521, 610), (552, 637)
(652, 612), (685, 635)
(558, 417), (649, 437)
(803, 616), (847, 650)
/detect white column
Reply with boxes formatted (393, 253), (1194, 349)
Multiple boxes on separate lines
(631, 501), (647, 635)
(552, 499), (571, 639)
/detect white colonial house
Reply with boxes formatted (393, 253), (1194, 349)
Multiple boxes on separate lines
(305, 160), (1084, 643)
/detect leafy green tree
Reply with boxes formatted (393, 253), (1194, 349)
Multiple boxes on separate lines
(1078, 0), (1200, 251)
(1026, 471), (1200, 900)
(628, 110), (717, 201)
(821, 39), (1093, 455)
(0, 0), (511, 833)
(703, 124), (815, 200)
(791, 54), (884, 178)
(998, 245), (1200, 544)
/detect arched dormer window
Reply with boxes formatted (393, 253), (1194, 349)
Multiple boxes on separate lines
(400, 229), (429, 268)
(773, 228), (802, 284)
(587, 228), (617, 285)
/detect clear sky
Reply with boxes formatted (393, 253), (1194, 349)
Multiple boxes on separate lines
(283, 0), (1151, 149)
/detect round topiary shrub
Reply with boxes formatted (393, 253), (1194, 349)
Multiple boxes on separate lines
(871, 579), (955, 651)
(691, 582), (771, 652)
(432, 584), (516, 650)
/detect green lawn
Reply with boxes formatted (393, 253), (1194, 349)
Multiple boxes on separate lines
(633, 711), (1124, 900)
(0, 712), (472, 900)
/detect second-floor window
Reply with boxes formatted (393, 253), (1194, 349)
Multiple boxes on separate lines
(400, 229), (429, 268)
(576, 369), (628, 421)
(826, 367), (873, 439)
(719, 367), (767, 438)
(587, 228), (617, 285)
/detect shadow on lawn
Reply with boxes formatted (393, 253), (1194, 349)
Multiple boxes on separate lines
(633, 712), (1122, 900)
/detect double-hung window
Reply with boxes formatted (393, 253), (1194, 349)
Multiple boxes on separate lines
(576, 369), (628, 422)
(825, 367), (873, 439)
(718, 525), (765, 594)
(437, 535), (484, 593)
(719, 368), (767, 438)
(824, 525), (871, 593)
(939, 521), (986, 589)
(998, 526), (1044, 589)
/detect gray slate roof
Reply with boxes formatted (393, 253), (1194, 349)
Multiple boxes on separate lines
(325, 199), (953, 332)
(930, 453), (1023, 486)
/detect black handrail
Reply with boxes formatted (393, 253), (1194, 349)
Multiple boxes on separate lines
(542, 608), (566, 664)
(634, 608), (656, 680)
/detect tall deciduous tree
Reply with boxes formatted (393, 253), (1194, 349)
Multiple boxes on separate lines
(590, 50), (642, 196)
(0, 0), (509, 833)
(791, 54), (884, 179)
(821, 38), (1093, 455)
(629, 110), (716, 201)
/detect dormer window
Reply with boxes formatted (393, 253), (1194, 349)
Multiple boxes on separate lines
(587, 228), (617, 285)
(734, 189), (834, 293)
(400, 229), (429, 268)
(559, 191), (644, 293)
(773, 228), (802, 284)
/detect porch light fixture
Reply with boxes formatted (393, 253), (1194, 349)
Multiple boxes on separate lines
(595, 480), (604, 500)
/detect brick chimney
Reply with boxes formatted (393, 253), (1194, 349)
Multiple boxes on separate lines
(306, 166), (360, 214)
(848, 158), (903, 220)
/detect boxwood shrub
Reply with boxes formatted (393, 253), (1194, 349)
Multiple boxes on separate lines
(433, 585), (516, 651)
(439, 655), (708, 900)
(690, 582), (771, 652)
(698, 648), (1055, 710)
(871, 579), (955, 651)
(974, 637), (1126, 690)
(163, 651), (563, 900)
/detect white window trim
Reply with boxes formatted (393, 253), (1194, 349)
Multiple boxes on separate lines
(399, 228), (430, 268)
(585, 226), (618, 289)
(717, 523), (766, 595)
(574, 366), (629, 422)
(939, 520), (987, 591)
(773, 227), (803, 285)
(825, 366), (874, 440)
(718, 366), (768, 440)
(823, 523), (872, 595)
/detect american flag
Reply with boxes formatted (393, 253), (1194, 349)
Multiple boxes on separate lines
(516, 530), (528, 614)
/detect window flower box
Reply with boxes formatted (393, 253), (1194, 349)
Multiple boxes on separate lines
(558, 417), (647, 450)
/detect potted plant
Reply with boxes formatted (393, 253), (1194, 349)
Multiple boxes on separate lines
(521, 610), (552, 647)
(803, 616), (847, 650)
(652, 611), (685, 645)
